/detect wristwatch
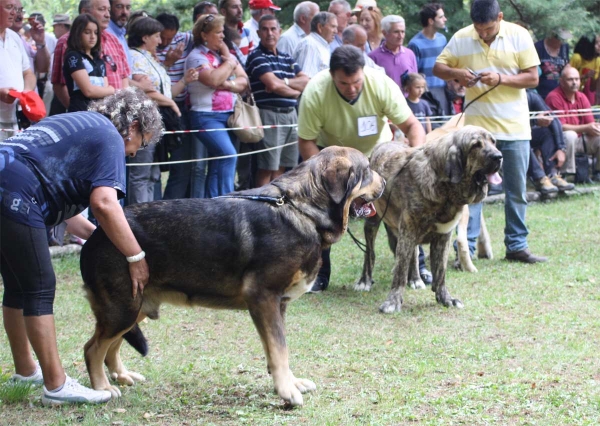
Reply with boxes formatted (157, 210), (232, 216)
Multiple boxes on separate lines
(284, 77), (289, 86)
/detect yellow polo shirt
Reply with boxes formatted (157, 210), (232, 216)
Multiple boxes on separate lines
(436, 20), (540, 140)
(297, 66), (411, 155)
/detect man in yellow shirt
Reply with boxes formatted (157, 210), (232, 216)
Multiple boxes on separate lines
(298, 45), (425, 292)
(433, 0), (546, 264)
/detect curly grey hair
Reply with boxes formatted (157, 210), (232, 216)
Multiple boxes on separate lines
(88, 87), (164, 145)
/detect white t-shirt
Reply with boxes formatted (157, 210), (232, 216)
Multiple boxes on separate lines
(0, 29), (30, 123)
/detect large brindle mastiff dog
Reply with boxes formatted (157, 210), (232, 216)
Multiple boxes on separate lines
(80, 146), (384, 406)
(354, 126), (502, 313)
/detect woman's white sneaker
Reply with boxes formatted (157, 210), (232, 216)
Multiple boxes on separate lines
(42, 376), (112, 405)
(11, 363), (44, 386)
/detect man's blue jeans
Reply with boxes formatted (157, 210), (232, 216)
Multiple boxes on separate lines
(189, 111), (237, 198)
(464, 139), (530, 255)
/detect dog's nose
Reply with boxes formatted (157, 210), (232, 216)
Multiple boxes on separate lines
(491, 152), (503, 161)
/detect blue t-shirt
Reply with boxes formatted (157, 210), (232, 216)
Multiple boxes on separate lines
(407, 32), (447, 89)
(534, 39), (570, 100)
(406, 98), (432, 132)
(0, 112), (126, 228)
(245, 43), (302, 108)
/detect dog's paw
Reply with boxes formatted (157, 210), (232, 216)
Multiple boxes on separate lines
(276, 383), (304, 406)
(98, 384), (121, 399)
(408, 278), (426, 290)
(437, 294), (464, 309)
(293, 377), (316, 394)
(110, 371), (146, 386)
(354, 280), (373, 292)
(379, 300), (402, 314)
(451, 298), (464, 309)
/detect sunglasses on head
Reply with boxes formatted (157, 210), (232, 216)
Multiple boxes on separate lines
(201, 14), (215, 32)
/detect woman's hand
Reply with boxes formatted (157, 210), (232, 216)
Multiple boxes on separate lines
(184, 68), (199, 84)
(129, 258), (149, 298)
(218, 41), (231, 58)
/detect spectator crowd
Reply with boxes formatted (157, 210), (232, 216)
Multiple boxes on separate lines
(2, 0), (600, 256)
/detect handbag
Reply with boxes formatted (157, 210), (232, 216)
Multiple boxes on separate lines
(227, 90), (264, 143)
(574, 135), (591, 184)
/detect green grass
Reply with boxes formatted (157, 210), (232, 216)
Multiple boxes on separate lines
(1, 193), (600, 425)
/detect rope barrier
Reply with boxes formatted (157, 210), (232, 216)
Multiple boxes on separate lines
(2, 107), (600, 134)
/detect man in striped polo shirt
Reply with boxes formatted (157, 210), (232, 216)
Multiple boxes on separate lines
(246, 15), (309, 187)
(434, 0), (547, 264)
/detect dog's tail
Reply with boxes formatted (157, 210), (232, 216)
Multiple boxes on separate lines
(123, 324), (149, 356)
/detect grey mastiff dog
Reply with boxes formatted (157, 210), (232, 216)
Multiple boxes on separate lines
(354, 125), (502, 313)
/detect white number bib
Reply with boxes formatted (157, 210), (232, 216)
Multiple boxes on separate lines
(357, 116), (378, 137)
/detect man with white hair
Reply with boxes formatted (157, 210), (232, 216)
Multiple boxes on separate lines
(369, 15), (417, 88)
(341, 24), (382, 72)
(328, 0), (351, 51)
(277, 1), (318, 55)
(294, 12), (338, 78)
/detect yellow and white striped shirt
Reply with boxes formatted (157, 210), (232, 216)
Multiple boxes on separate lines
(436, 20), (540, 140)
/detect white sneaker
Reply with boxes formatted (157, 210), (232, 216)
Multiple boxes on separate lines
(42, 376), (112, 405)
(11, 363), (44, 386)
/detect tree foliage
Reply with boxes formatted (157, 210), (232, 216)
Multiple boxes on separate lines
(24, 0), (600, 45)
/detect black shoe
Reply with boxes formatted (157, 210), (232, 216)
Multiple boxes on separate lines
(308, 276), (329, 293)
(505, 249), (547, 264)
(419, 268), (433, 285)
(488, 182), (503, 196)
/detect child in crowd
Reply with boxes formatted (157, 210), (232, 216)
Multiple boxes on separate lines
(64, 14), (114, 112)
(403, 72), (432, 134)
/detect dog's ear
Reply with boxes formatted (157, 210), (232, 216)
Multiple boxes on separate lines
(445, 144), (464, 184)
(322, 159), (357, 204)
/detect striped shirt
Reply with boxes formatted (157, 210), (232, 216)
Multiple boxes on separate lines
(246, 44), (302, 108)
(294, 33), (331, 78)
(52, 31), (131, 89)
(156, 32), (194, 102)
(436, 21), (540, 140)
(407, 31), (447, 89)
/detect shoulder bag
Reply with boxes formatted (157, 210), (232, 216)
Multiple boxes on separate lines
(227, 83), (264, 144)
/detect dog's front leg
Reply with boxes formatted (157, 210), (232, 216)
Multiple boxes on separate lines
(408, 246), (426, 289)
(247, 295), (315, 406)
(355, 216), (381, 291)
(379, 233), (414, 313)
(430, 233), (464, 308)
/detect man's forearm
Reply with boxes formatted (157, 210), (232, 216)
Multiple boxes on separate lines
(34, 47), (50, 74)
(298, 137), (320, 161)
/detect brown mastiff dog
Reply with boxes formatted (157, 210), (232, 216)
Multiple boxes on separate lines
(354, 126), (502, 313)
(80, 146), (384, 406)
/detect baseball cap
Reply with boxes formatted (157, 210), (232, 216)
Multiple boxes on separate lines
(52, 14), (72, 26)
(248, 0), (281, 11)
(352, 0), (377, 13)
(8, 90), (47, 122)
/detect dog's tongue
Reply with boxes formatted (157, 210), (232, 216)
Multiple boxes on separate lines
(487, 172), (502, 185)
(356, 202), (377, 218)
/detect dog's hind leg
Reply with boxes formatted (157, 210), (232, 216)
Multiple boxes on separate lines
(456, 205), (477, 273)
(246, 292), (315, 406)
(430, 233), (464, 309)
(477, 209), (493, 260)
(379, 233), (415, 313)
(106, 331), (146, 386)
(84, 326), (124, 399)
(354, 216), (381, 291)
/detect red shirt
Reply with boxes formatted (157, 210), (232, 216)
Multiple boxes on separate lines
(545, 86), (594, 127)
(52, 31), (130, 89)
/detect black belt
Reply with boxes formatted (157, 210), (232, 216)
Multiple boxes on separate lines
(258, 105), (295, 113)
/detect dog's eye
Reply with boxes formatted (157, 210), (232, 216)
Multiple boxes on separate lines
(471, 139), (484, 150)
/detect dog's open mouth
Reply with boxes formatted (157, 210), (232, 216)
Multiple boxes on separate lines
(350, 197), (377, 218)
(475, 170), (502, 186)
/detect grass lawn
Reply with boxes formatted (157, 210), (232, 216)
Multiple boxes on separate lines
(1, 192), (600, 425)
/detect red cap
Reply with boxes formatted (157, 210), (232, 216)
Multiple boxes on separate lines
(8, 90), (46, 122)
(249, 0), (281, 11)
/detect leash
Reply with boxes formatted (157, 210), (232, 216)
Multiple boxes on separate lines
(458, 73), (502, 121)
(213, 194), (288, 206)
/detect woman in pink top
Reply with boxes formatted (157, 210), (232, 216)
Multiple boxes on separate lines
(185, 14), (248, 198)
